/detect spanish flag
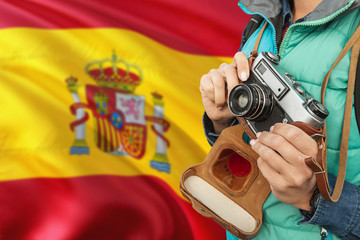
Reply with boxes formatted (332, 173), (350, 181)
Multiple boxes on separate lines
(0, 1), (249, 239)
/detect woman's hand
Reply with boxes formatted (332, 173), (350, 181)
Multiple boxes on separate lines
(200, 52), (249, 134)
(250, 123), (318, 210)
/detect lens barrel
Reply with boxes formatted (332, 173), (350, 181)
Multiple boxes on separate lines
(228, 83), (273, 121)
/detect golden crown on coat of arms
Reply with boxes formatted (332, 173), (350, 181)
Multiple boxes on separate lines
(85, 52), (143, 93)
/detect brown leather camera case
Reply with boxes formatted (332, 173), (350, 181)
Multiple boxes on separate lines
(180, 119), (323, 239)
(180, 124), (270, 239)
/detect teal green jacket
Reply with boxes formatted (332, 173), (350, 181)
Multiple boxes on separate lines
(223, 0), (360, 239)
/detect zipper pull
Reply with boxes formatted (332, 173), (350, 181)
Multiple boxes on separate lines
(320, 227), (328, 240)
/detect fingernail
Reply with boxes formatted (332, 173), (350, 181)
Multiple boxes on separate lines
(240, 71), (248, 81)
(249, 139), (256, 146)
(217, 106), (223, 111)
(256, 132), (261, 138)
(270, 126), (274, 132)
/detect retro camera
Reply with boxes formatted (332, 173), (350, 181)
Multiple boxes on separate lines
(228, 52), (329, 134)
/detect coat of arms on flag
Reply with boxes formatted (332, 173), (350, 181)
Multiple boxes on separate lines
(65, 52), (171, 173)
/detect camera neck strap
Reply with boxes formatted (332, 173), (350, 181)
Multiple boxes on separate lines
(249, 21), (268, 68)
(305, 23), (360, 202)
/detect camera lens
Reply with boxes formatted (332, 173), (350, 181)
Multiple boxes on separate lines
(238, 94), (249, 108)
(228, 83), (273, 121)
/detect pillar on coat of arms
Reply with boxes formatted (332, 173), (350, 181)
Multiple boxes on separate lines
(150, 92), (170, 173)
(66, 76), (89, 154)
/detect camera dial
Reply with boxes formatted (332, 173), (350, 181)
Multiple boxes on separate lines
(264, 52), (280, 64)
(307, 99), (329, 120)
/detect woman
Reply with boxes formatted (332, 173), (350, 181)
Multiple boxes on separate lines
(200, 0), (360, 239)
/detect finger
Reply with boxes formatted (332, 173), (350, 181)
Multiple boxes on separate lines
(232, 52), (250, 81)
(209, 69), (227, 108)
(251, 138), (292, 173)
(220, 63), (241, 93)
(271, 123), (318, 158)
(200, 74), (215, 101)
(256, 131), (307, 167)
(257, 157), (282, 184)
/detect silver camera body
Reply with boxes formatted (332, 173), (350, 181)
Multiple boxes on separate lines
(228, 52), (328, 134)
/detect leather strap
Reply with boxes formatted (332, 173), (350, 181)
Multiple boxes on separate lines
(249, 21), (268, 68)
(305, 23), (360, 202)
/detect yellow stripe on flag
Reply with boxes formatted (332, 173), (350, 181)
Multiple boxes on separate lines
(0, 27), (232, 195)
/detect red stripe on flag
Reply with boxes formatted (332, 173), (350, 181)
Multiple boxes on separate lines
(0, 0), (249, 56)
(96, 118), (102, 150)
(1, 175), (226, 240)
